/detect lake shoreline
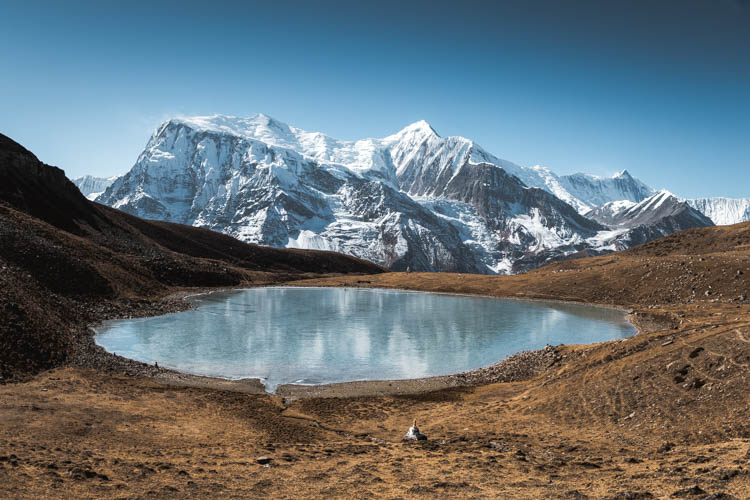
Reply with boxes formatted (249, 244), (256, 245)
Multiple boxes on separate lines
(79, 282), (652, 399)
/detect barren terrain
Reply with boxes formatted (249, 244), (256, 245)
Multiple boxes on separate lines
(3, 133), (750, 498)
(5, 229), (750, 498)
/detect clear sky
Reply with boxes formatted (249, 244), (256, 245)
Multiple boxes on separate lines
(1, 0), (748, 198)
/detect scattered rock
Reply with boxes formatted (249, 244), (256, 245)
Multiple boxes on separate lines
(460, 344), (562, 385)
(407, 484), (434, 494)
(690, 378), (706, 389)
(658, 442), (676, 453)
(256, 456), (272, 465)
(67, 467), (107, 481)
(671, 484), (705, 497)
(715, 468), (740, 481)
(688, 347), (704, 359)
(573, 460), (601, 469)
(487, 440), (508, 452)
(433, 481), (469, 489)
(565, 490), (589, 499)
(609, 491), (654, 500)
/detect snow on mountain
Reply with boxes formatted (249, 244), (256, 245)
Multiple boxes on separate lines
(171, 114), (398, 182)
(379, 120), (606, 268)
(685, 198), (750, 226)
(602, 190), (711, 228)
(98, 115), (484, 272)
(97, 114), (614, 273)
(587, 190), (706, 228)
(586, 190), (714, 248)
(379, 121), (655, 214)
(72, 174), (119, 200)
(557, 170), (655, 212)
(95, 114), (702, 273)
(462, 164), (654, 215)
(582, 199), (637, 224)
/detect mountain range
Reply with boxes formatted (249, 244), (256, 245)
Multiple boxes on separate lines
(87, 114), (746, 273)
(685, 197), (750, 226)
(72, 174), (120, 200)
(0, 132), (382, 378)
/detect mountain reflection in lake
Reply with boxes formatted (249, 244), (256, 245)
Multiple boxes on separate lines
(95, 287), (635, 391)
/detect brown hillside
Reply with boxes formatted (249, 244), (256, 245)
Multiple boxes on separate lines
(624, 221), (750, 257)
(2, 132), (750, 498)
(0, 133), (383, 379)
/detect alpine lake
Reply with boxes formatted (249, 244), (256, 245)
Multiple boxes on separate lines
(95, 287), (636, 392)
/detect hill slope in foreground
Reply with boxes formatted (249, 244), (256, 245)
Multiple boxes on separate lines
(2, 133), (750, 497)
(0, 133), (383, 379)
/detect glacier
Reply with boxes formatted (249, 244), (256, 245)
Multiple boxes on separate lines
(72, 174), (120, 200)
(685, 198), (750, 226)
(92, 114), (718, 273)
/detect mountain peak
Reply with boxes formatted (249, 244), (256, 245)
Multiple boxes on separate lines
(623, 189), (678, 215)
(163, 114), (296, 144)
(400, 120), (439, 138)
(613, 169), (632, 179)
(252, 112), (287, 127)
(655, 188), (676, 198)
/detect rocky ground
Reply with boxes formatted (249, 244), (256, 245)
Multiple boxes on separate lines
(0, 131), (383, 381)
(4, 222), (750, 498)
(3, 133), (750, 498)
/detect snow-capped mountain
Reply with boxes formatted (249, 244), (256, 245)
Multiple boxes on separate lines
(452, 162), (653, 215)
(587, 190), (714, 247)
(96, 114), (618, 273)
(685, 198), (750, 226)
(93, 114), (712, 273)
(558, 170), (655, 212)
(72, 175), (119, 200)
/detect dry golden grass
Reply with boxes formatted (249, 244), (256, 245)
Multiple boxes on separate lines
(4, 222), (750, 498)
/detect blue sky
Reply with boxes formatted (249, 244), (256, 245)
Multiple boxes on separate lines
(1, 0), (748, 198)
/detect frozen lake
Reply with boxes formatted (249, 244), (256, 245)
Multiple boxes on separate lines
(95, 287), (636, 391)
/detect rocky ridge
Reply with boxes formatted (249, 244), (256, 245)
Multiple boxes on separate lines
(95, 114), (711, 273)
